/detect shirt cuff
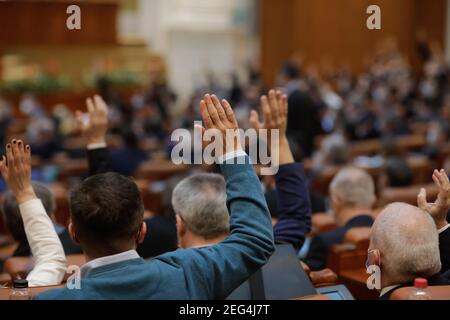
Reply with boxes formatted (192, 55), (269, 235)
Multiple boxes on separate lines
(217, 149), (247, 164)
(87, 142), (107, 150)
(438, 223), (450, 234)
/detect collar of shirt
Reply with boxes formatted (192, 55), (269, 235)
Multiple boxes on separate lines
(438, 223), (450, 234)
(80, 250), (140, 278)
(379, 284), (402, 298)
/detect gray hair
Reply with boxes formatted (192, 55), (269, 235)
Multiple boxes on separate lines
(321, 134), (350, 165)
(372, 203), (441, 281)
(172, 173), (229, 239)
(329, 167), (376, 208)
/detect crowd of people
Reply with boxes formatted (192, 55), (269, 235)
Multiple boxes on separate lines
(0, 37), (450, 299)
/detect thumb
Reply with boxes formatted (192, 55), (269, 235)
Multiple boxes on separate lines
(75, 111), (87, 131)
(417, 188), (428, 209)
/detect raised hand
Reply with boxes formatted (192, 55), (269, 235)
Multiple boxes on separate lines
(76, 95), (109, 145)
(417, 169), (450, 229)
(0, 139), (36, 204)
(250, 90), (288, 139)
(249, 90), (293, 166)
(199, 94), (242, 157)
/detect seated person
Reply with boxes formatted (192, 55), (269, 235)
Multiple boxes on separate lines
(109, 126), (148, 177)
(2, 182), (82, 259)
(171, 90), (311, 251)
(77, 95), (178, 258)
(0, 140), (67, 286)
(304, 167), (375, 271)
(34, 94), (275, 299)
(384, 157), (413, 187)
(369, 202), (448, 300)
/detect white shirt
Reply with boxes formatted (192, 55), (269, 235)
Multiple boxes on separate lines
(80, 250), (140, 278)
(19, 199), (67, 287)
(379, 284), (402, 298)
(438, 223), (450, 234)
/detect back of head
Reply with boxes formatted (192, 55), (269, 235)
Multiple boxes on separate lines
(172, 173), (229, 240)
(329, 167), (376, 208)
(279, 63), (300, 81)
(321, 134), (350, 165)
(372, 203), (441, 282)
(2, 182), (55, 242)
(385, 157), (413, 187)
(70, 172), (144, 255)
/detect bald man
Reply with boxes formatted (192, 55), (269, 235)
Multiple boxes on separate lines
(367, 202), (449, 300)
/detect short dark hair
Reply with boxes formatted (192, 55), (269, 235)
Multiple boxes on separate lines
(2, 182), (55, 242)
(279, 63), (300, 80)
(69, 172), (144, 254)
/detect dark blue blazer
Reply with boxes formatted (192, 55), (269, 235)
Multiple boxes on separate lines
(304, 214), (374, 271)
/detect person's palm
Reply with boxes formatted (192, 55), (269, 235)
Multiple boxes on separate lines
(418, 169), (450, 229)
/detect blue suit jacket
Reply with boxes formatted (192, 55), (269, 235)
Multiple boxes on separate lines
(35, 155), (275, 300)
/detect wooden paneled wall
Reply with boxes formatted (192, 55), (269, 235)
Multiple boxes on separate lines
(261, 0), (447, 86)
(0, 0), (118, 47)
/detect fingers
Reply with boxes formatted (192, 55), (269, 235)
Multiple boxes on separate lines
(211, 95), (227, 122)
(204, 94), (222, 128)
(94, 95), (108, 115)
(270, 90), (280, 120)
(417, 188), (428, 209)
(261, 95), (272, 125)
(249, 110), (262, 130)
(221, 99), (238, 128)
(11, 139), (26, 171)
(86, 97), (95, 115)
(200, 100), (213, 129)
(6, 142), (13, 168)
(0, 155), (8, 180)
(24, 144), (31, 171)
(436, 169), (450, 188)
(281, 94), (288, 118)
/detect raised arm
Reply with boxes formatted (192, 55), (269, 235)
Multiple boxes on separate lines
(156, 94), (275, 299)
(75, 95), (112, 176)
(417, 169), (450, 273)
(250, 90), (312, 250)
(0, 140), (66, 286)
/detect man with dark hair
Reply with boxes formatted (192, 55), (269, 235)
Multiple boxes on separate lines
(32, 93), (274, 299)
(76, 95), (177, 258)
(2, 182), (81, 257)
(68, 172), (145, 258)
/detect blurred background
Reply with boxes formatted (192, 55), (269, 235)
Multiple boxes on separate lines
(0, 0), (450, 263)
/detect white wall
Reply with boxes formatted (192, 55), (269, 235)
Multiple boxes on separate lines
(136, 0), (257, 98)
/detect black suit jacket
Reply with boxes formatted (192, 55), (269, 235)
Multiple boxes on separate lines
(439, 226), (450, 274)
(379, 273), (450, 300)
(304, 214), (374, 271)
(286, 89), (322, 158)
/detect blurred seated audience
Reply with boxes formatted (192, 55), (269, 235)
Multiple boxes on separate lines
(384, 157), (413, 187)
(110, 126), (148, 177)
